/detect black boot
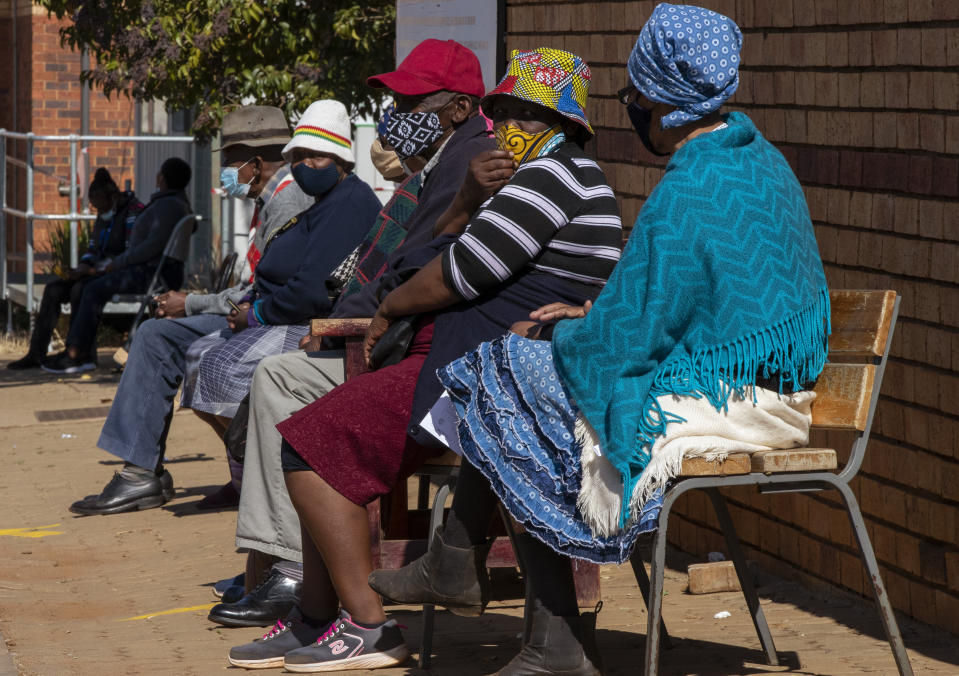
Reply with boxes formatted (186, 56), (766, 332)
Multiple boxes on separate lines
(495, 601), (600, 675)
(496, 532), (601, 675)
(6, 352), (43, 370)
(368, 526), (492, 617)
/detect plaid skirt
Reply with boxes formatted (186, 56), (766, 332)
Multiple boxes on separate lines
(180, 323), (309, 417)
(438, 333), (663, 565)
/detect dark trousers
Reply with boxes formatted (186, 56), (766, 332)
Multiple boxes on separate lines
(27, 276), (91, 358)
(64, 261), (184, 356)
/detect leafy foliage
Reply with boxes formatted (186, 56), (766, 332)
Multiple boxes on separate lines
(38, 0), (396, 141)
(44, 220), (93, 278)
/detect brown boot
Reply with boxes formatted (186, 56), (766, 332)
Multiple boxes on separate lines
(495, 601), (600, 675)
(368, 526), (492, 617)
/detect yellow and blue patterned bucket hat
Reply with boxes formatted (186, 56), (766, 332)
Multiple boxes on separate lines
(483, 48), (594, 137)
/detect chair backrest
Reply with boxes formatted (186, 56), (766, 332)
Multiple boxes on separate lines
(809, 290), (899, 478)
(213, 251), (239, 293)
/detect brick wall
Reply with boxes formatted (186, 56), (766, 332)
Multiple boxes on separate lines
(2, 2), (136, 271)
(506, 0), (959, 635)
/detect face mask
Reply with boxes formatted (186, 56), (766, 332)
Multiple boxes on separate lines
(220, 159), (254, 198)
(385, 111), (445, 161)
(99, 208), (116, 221)
(495, 123), (565, 166)
(626, 102), (669, 157)
(370, 137), (406, 182)
(292, 161), (340, 197)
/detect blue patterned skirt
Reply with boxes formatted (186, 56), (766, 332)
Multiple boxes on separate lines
(438, 333), (662, 564)
(180, 323), (309, 417)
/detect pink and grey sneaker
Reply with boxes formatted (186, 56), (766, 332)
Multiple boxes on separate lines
(283, 610), (410, 672)
(228, 611), (331, 670)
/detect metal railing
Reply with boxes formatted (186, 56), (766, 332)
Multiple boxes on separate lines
(1, 129), (195, 331)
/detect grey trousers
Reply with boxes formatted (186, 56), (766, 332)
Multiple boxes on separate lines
(235, 349), (346, 562)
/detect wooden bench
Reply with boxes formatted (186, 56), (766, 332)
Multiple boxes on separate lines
(632, 290), (913, 676)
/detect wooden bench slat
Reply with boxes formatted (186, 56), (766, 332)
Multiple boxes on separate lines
(810, 363), (875, 431)
(310, 317), (373, 337)
(680, 453), (751, 476)
(828, 290), (896, 358)
(751, 448), (837, 473)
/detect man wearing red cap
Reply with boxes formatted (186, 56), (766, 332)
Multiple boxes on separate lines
(225, 39), (506, 670)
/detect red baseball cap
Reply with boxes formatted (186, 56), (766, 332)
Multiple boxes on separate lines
(368, 39), (485, 99)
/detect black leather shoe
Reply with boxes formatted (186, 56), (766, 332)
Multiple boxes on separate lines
(208, 568), (301, 628)
(69, 470), (174, 515)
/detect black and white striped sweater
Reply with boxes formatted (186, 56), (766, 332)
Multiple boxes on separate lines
(441, 143), (622, 301)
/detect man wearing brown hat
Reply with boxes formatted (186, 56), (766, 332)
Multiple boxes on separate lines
(69, 105), (312, 517)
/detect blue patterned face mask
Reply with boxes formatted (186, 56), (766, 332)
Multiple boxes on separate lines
(220, 159), (253, 198)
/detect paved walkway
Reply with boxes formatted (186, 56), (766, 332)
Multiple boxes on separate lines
(1, 349), (958, 674)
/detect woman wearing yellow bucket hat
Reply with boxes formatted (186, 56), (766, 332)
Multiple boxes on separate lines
(363, 47), (616, 675)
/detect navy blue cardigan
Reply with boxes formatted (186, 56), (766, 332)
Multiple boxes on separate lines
(252, 174), (380, 325)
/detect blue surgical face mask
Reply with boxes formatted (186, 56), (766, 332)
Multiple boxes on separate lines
(220, 159), (254, 198)
(292, 161), (340, 197)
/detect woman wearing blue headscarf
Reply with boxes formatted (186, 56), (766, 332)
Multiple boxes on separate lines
(371, 5), (830, 674)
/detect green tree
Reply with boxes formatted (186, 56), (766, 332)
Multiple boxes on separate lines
(38, 0), (396, 141)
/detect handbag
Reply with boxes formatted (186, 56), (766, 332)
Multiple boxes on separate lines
(368, 315), (417, 370)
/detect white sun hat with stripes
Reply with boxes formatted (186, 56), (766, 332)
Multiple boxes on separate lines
(281, 99), (354, 167)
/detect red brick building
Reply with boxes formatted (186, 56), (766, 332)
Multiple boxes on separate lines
(506, 0), (959, 636)
(2, 1), (139, 272)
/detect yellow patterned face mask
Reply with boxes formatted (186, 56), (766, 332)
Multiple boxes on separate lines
(495, 124), (565, 166)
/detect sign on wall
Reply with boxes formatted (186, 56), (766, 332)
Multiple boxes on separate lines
(396, 0), (504, 93)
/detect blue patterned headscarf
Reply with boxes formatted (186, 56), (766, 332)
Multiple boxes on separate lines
(628, 3), (743, 129)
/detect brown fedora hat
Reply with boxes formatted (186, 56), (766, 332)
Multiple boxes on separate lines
(214, 106), (292, 152)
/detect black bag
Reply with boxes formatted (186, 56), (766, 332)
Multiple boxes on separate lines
(223, 394), (250, 463)
(368, 315), (417, 370)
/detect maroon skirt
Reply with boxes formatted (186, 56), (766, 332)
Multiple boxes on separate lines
(275, 319), (438, 506)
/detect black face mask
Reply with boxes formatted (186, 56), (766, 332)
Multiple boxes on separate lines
(626, 101), (669, 157)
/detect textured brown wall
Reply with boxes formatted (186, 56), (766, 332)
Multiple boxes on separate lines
(506, 0), (959, 635)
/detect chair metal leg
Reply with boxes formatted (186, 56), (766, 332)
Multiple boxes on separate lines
(419, 479), (452, 670)
(629, 547), (672, 649)
(644, 505), (670, 676)
(705, 487), (778, 666)
(834, 482), (913, 676)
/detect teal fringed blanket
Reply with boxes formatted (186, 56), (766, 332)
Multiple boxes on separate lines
(552, 112), (830, 524)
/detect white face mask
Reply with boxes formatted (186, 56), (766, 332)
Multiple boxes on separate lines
(99, 208), (116, 221)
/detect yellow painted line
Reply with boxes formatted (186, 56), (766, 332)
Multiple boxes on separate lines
(0, 523), (63, 538)
(119, 602), (217, 622)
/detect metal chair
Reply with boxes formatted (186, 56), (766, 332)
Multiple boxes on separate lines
(633, 290), (912, 676)
(118, 214), (196, 349)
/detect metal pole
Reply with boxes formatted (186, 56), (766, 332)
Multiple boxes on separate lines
(69, 136), (78, 269)
(25, 133), (34, 321)
(1, 132), (9, 334)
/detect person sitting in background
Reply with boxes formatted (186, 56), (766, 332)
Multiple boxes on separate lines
(176, 100), (381, 444)
(68, 106), (312, 516)
(372, 5), (829, 674)
(42, 157), (193, 374)
(7, 168), (143, 370)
